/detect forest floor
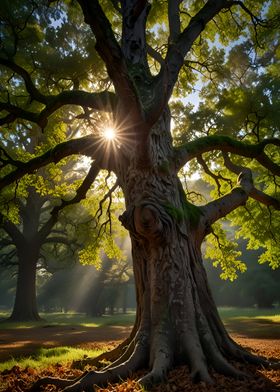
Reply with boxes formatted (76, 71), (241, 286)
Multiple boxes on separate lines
(0, 315), (279, 391)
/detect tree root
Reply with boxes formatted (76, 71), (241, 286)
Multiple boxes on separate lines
(139, 327), (174, 389)
(29, 372), (87, 391)
(71, 337), (132, 370)
(29, 336), (148, 392)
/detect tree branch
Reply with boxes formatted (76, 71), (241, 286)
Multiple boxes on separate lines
(197, 154), (231, 196)
(164, 0), (230, 100)
(76, 0), (143, 123)
(147, 44), (165, 66)
(0, 146), (23, 169)
(0, 101), (42, 126)
(0, 214), (24, 246)
(223, 152), (280, 210)
(168, 0), (182, 43)
(0, 135), (101, 192)
(199, 170), (253, 232)
(0, 85), (117, 128)
(43, 236), (73, 245)
(0, 57), (48, 104)
(174, 135), (280, 176)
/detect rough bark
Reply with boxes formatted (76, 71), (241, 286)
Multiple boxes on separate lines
(30, 111), (277, 392)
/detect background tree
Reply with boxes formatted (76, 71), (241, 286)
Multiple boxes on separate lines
(0, 0), (280, 390)
(0, 118), (123, 321)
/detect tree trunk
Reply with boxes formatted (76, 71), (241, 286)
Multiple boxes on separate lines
(84, 257), (112, 317)
(10, 244), (41, 322)
(118, 181), (245, 386)
(32, 111), (273, 391)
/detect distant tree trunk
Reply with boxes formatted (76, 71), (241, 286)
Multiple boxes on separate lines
(122, 284), (127, 314)
(86, 257), (112, 317)
(10, 244), (41, 321)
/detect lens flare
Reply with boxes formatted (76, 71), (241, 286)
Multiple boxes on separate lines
(103, 127), (116, 141)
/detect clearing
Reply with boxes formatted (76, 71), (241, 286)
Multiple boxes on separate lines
(0, 309), (279, 391)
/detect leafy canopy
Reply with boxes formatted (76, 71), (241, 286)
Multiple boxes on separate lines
(0, 0), (279, 277)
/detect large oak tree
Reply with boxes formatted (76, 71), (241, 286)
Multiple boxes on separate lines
(0, 0), (280, 390)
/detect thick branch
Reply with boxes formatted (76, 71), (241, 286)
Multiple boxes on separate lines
(0, 135), (101, 192)
(0, 102), (42, 126)
(174, 135), (280, 175)
(223, 153), (280, 210)
(164, 0), (229, 99)
(0, 88), (117, 128)
(168, 0), (182, 42)
(76, 0), (143, 123)
(199, 170), (253, 231)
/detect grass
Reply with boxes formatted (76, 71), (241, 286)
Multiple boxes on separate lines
(218, 307), (280, 339)
(218, 307), (280, 319)
(0, 308), (279, 372)
(0, 346), (104, 372)
(0, 311), (136, 329)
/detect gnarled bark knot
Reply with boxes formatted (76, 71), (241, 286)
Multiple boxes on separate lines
(134, 204), (163, 238)
(119, 201), (173, 245)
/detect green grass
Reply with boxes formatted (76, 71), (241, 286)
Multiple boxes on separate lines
(0, 346), (104, 372)
(0, 311), (136, 329)
(218, 307), (280, 339)
(0, 308), (279, 372)
(218, 306), (280, 319)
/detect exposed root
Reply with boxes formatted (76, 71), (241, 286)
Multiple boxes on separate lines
(29, 373), (86, 391)
(181, 329), (213, 384)
(138, 346), (172, 389)
(72, 338), (132, 370)
(30, 334), (148, 392)
(190, 368), (214, 385)
(138, 322), (174, 389)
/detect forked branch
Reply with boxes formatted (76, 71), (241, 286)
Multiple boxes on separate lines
(223, 152), (280, 210)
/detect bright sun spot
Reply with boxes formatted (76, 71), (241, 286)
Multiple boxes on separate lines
(103, 127), (116, 141)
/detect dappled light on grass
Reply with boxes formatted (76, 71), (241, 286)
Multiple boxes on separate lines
(0, 346), (104, 373)
(0, 308), (279, 391)
(218, 308), (280, 340)
(0, 312), (136, 330)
